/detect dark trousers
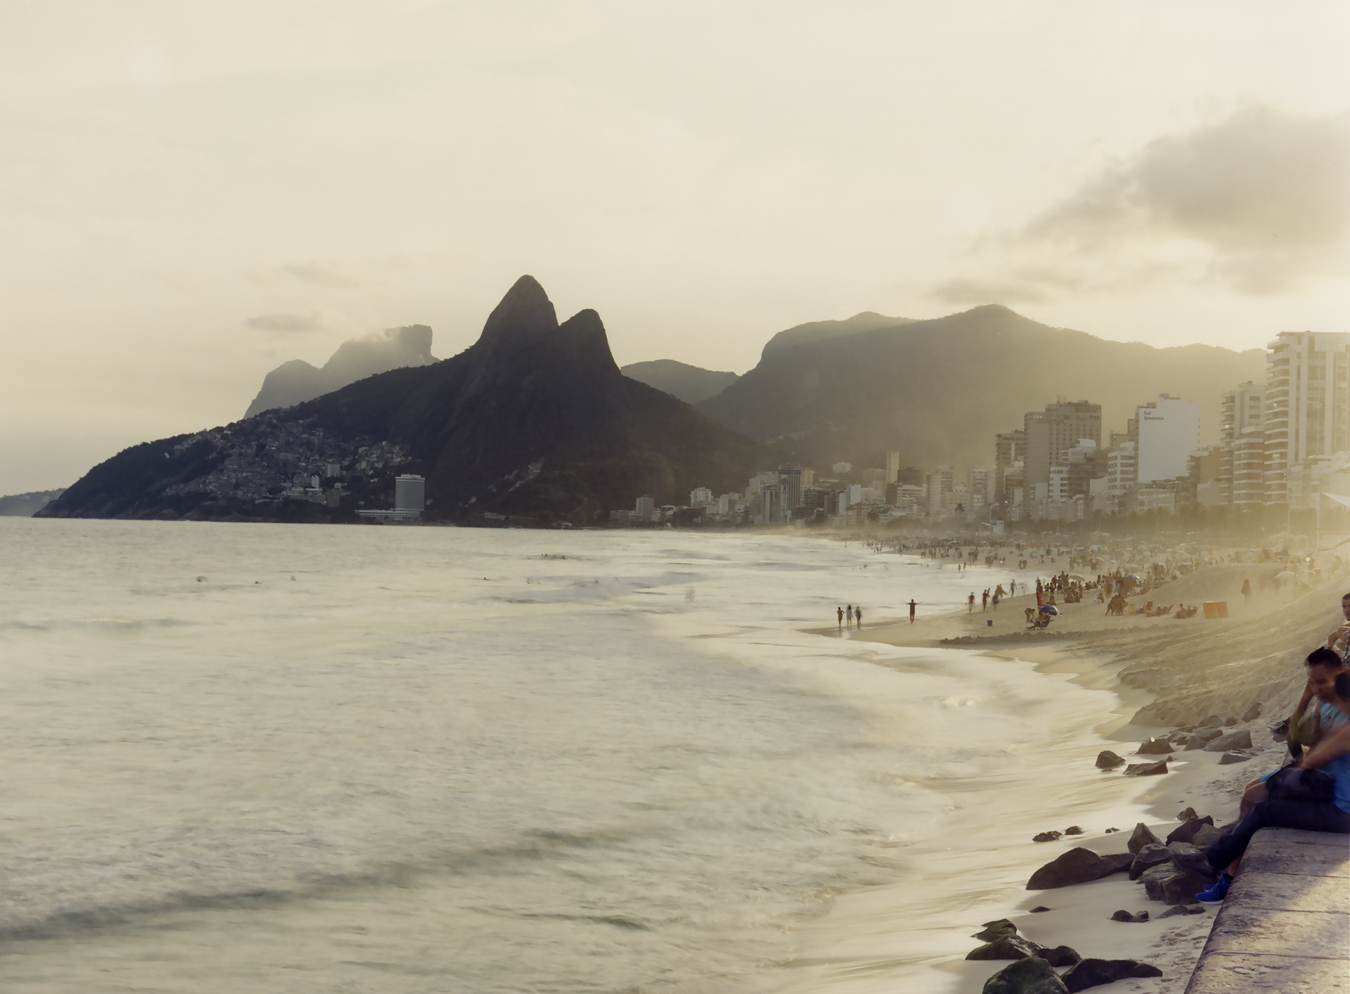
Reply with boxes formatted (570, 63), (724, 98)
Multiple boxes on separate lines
(1205, 798), (1350, 870)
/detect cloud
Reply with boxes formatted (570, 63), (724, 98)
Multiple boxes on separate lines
(244, 261), (360, 288)
(938, 106), (1350, 303)
(243, 311), (328, 333)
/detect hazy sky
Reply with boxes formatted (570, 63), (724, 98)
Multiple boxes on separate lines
(3, 2), (1348, 493)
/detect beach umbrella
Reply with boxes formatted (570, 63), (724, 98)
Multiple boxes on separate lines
(1275, 571), (1295, 580)
(1068, 574), (1086, 581)
(1039, 605), (1060, 615)
(1123, 573), (1139, 580)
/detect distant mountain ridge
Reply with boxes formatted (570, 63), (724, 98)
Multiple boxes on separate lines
(696, 304), (1266, 473)
(0, 489), (66, 516)
(620, 360), (739, 405)
(42, 278), (768, 524)
(244, 324), (436, 418)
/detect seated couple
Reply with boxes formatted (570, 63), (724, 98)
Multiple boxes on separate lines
(1176, 645), (1350, 902)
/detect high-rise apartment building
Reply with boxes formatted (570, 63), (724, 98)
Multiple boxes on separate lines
(993, 429), (1025, 506)
(885, 451), (901, 485)
(925, 466), (954, 519)
(1219, 381), (1265, 504)
(1264, 332), (1350, 506)
(394, 474), (426, 514)
(1135, 395), (1200, 484)
(1023, 401), (1101, 490)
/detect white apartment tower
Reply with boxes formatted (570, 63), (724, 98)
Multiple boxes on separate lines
(1264, 332), (1350, 507)
(1135, 395), (1200, 485)
(394, 474), (426, 514)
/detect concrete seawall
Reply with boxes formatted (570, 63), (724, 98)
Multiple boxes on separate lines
(1184, 828), (1349, 994)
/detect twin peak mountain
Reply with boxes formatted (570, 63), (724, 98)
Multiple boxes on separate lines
(42, 276), (1262, 523)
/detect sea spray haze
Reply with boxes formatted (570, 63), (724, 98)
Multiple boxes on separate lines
(0, 520), (1148, 993)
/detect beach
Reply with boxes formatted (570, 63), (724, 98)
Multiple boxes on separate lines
(786, 556), (1348, 993)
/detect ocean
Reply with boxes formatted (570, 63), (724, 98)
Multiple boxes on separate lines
(0, 520), (1151, 993)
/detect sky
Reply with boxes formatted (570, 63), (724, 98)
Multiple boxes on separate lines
(3, 2), (1349, 493)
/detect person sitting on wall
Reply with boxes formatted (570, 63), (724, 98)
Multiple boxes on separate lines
(1175, 650), (1350, 903)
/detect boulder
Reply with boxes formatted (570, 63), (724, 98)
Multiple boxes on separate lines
(1060, 959), (1162, 992)
(1127, 822), (1161, 854)
(1200, 714), (1223, 728)
(1161, 871), (1209, 904)
(1029, 905), (1050, 913)
(1204, 729), (1253, 752)
(1128, 843), (1175, 880)
(1027, 848), (1120, 889)
(1242, 702), (1262, 721)
(1142, 863), (1209, 905)
(1167, 817), (1214, 845)
(1064, 825), (1083, 836)
(1166, 729), (1191, 744)
(1189, 726), (1224, 744)
(1177, 806), (1198, 822)
(967, 935), (1046, 961)
(1033, 831), (1063, 842)
(1109, 909), (1148, 922)
(973, 919), (1018, 941)
(1041, 945), (1081, 967)
(1123, 760), (1168, 776)
(1103, 827), (1120, 834)
(1100, 853), (1134, 874)
(1158, 903), (1207, 918)
(982, 957), (1070, 994)
(1165, 841), (1203, 857)
(1136, 737), (1173, 755)
(1095, 750), (1125, 769)
(1192, 824), (1224, 848)
(1218, 750), (1251, 765)
(1224, 716), (1239, 727)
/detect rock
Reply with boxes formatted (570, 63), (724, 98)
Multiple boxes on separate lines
(1142, 864), (1210, 905)
(1165, 841), (1203, 857)
(1136, 737), (1173, 755)
(1200, 714), (1223, 728)
(1158, 903), (1207, 918)
(1123, 760), (1168, 776)
(1242, 702), (1262, 721)
(1128, 843), (1175, 880)
(982, 957), (1070, 994)
(1177, 806), (1198, 822)
(1204, 729), (1253, 752)
(1063, 825), (1083, 836)
(1029, 905), (1050, 913)
(966, 935), (1047, 961)
(973, 919), (1018, 941)
(1033, 831), (1063, 842)
(1167, 817), (1214, 845)
(1127, 822), (1161, 854)
(1041, 945), (1081, 967)
(1100, 853), (1134, 874)
(1224, 716), (1238, 726)
(1103, 827), (1119, 834)
(1027, 848), (1121, 889)
(1218, 750), (1251, 764)
(1095, 750), (1125, 769)
(1192, 825), (1224, 848)
(1110, 909), (1148, 922)
(1166, 729), (1191, 744)
(1060, 958), (1163, 992)
(1191, 726), (1225, 744)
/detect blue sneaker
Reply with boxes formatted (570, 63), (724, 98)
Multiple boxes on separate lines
(1196, 873), (1232, 904)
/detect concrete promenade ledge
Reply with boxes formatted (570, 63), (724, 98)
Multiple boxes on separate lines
(1184, 828), (1349, 994)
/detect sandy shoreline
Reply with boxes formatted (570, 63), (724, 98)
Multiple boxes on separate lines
(794, 561), (1349, 994)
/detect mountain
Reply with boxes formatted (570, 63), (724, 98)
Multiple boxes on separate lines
(620, 360), (739, 405)
(0, 489), (66, 516)
(41, 278), (769, 524)
(696, 305), (1266, 473)
(243, 324), (436, 418)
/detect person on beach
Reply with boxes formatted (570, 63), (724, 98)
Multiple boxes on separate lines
(837, 606), (844, 629)
(1178, 660), (1350, 903)
(1326, 591), (1350, 661)
(846, 605), (853, 628)
(854, 606), (862, 627)
(1232, 648), (1347, 839)
(968, 593), (975, 613)
(982, 590), (989, 612)
(1241, 578), (1252, 603)
(908, 599), (916, 623)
